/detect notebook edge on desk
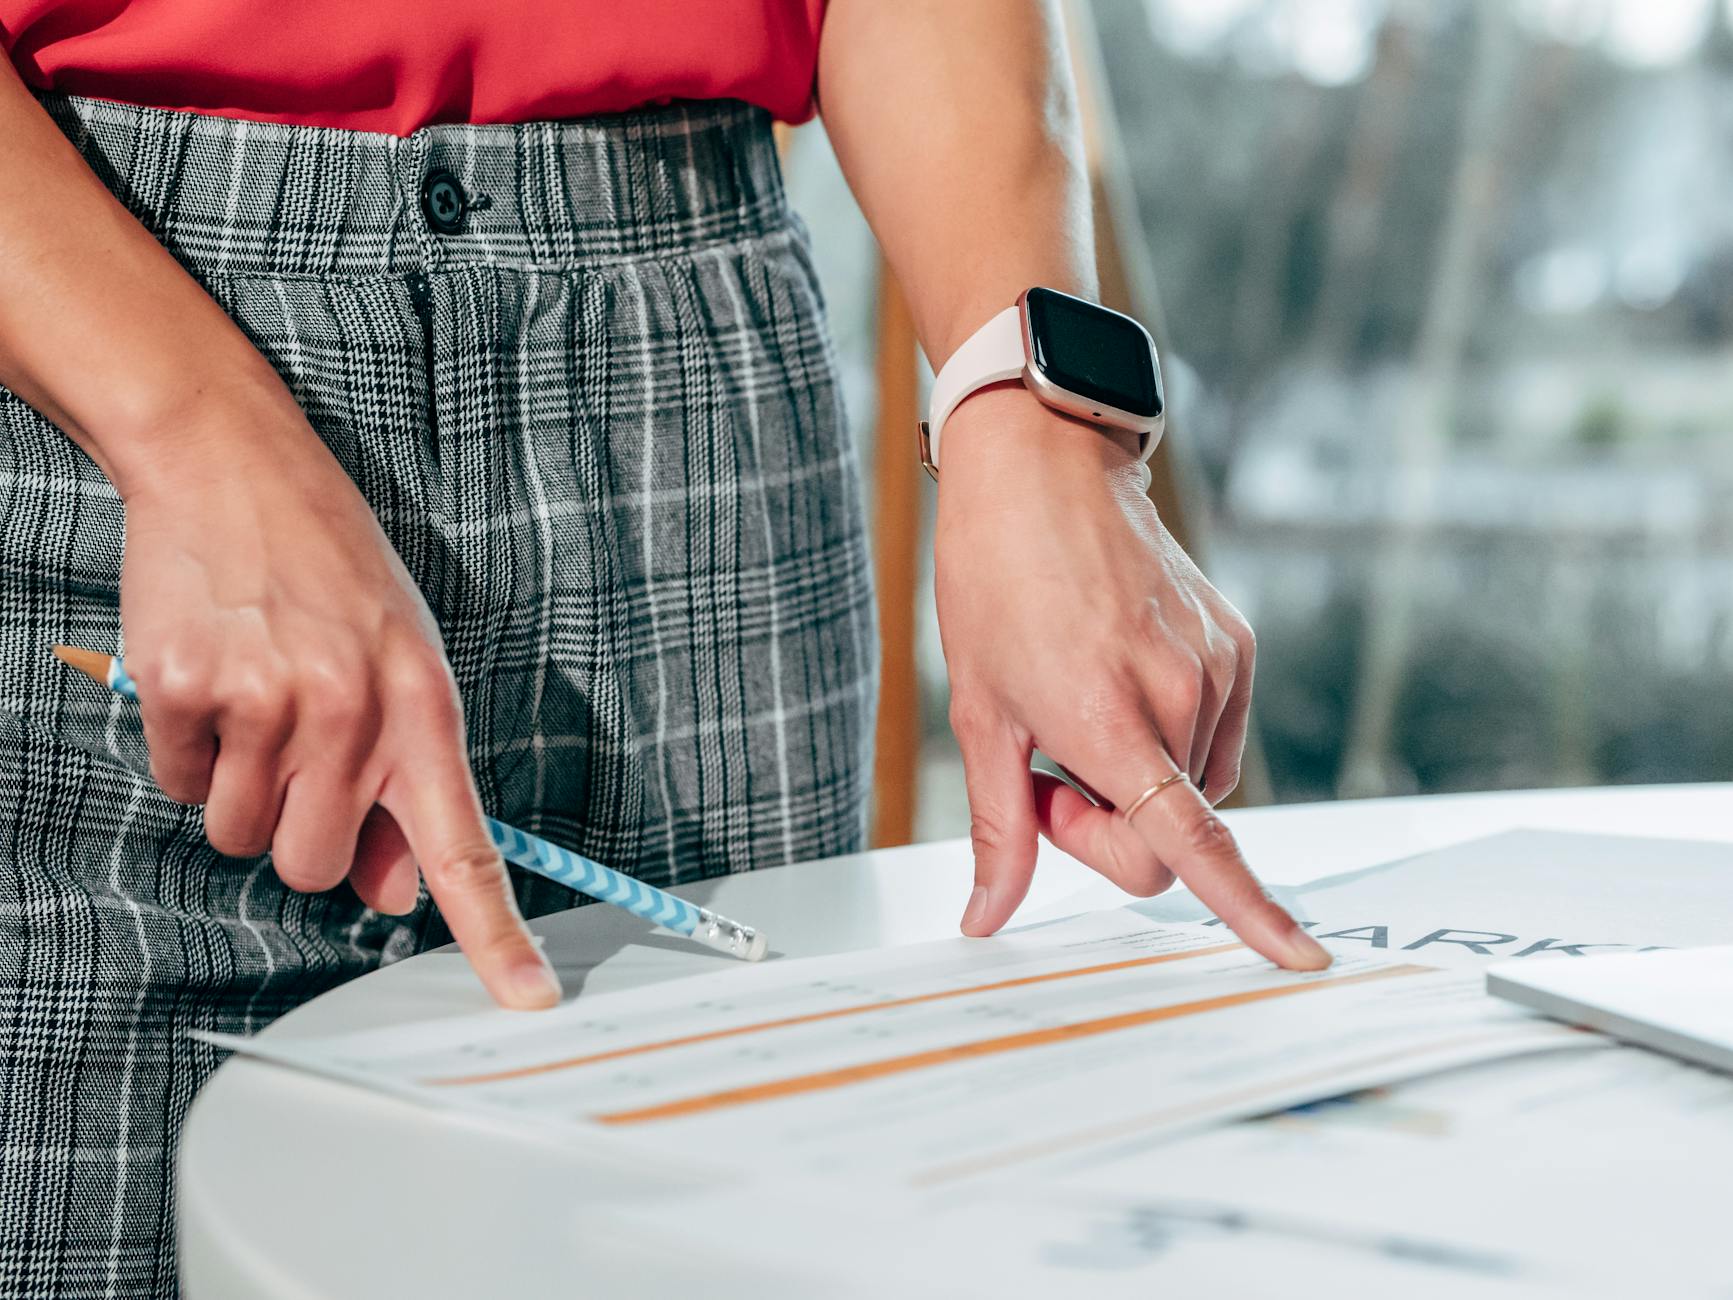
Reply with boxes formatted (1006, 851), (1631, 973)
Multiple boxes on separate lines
(1487, 951), (1733, 1076)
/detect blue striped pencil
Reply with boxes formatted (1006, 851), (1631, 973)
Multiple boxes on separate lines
(52, 645), (769, 962)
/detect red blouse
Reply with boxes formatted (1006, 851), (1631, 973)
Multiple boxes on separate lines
(1, 1), (827, 134)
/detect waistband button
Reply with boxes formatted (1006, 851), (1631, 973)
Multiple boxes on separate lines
(420, 170), (469, 235)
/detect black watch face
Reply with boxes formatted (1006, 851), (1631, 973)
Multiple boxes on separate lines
(1024, 287), (1163, 419)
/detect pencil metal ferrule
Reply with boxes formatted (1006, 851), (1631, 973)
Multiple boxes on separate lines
(689, 909), (769, 962)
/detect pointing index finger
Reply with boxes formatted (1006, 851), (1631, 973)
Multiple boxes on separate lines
(381, 749), (561, 1010)
(1126, 772), (1330, 971)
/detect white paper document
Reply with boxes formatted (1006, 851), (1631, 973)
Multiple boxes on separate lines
(1036, 1045), (1733, 1297)
(1136, 827), (1733, 965)
(956, 831), (1733, 1296)
(602, 1171), (1587, 1300)
(609, 1022), (1733, 1297)
(613, 1051), (1725, 1299)
(206, 910), (1583, 1185)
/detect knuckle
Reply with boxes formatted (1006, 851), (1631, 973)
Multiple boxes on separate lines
(1208, 633), (1240, 678)
(269, 852), (318, 893)
(270, 840), (343, 894)
(151, 764), (208, 806)
(299, 646), (363, 695)
(205, 819), (267, 860)
(223, 672), (290, 731)
(121, 645), (158, 686)
(1235, 620), (1258, 665)
(968, 789), (1034, 867)
(304, 667), (375, 732)
(968, 806), (1016, 858)
(1047, 788), (1088, 839)
(1161, 663), (1204, 717)
(387, 650), (462, 723)
(1214, 602), (1257, 669)
(1123, 866), (1171, 898)
(428, 844), (508, 897)
(124, 651), (162, 693)
(143, 656), (209, 716)
(1177, 806), (1237, 860)
(1104, 824), (1169, 898)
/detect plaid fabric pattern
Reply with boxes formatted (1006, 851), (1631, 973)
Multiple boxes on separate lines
(0, 95), (875, 1298)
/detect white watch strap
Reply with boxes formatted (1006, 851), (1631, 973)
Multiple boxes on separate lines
(924, 305), (1026, 471)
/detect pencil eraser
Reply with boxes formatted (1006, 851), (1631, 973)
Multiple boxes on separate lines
(743, 932), (769, 962)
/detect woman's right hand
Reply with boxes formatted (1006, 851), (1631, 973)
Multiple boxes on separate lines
(1, 63), (555, 1009)
(117, 386), (562, 1011)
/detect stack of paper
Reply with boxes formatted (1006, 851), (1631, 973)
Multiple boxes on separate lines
(212, 828), (1733, 1294)
(207, 908), (1584, 1186)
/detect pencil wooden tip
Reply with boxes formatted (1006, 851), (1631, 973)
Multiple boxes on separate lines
(51, 644), (112, 685)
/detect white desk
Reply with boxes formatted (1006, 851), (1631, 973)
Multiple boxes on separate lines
(177, 784), (1732, 1298)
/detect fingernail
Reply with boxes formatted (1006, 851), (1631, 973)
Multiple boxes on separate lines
(508, 957), (562, 1009)
(961, 884), (989, 934)
(1288, 926), (1332, 970)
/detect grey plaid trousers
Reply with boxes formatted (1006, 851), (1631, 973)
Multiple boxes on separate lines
(0, 95), (876, 1297)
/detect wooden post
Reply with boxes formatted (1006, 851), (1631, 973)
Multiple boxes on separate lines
(869, 264), (923, 847)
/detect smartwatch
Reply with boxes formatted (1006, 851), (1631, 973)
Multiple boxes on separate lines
(919, 286), (1165, 479)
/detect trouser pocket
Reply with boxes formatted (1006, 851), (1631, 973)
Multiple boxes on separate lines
(0, 384), (145, 777)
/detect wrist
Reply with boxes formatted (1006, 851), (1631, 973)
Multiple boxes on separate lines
(99, 358), (326, 503)
(942, 386), (1143, 473)
(926, 270), (1099, 371)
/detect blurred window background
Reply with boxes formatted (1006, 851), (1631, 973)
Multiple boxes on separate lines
(785, 0), (1733, 844)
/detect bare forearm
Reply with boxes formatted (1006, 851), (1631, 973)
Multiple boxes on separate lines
(0, 64), (557, 1007)
(817, 0), (1095, 367)
(0, 62), (299, 494)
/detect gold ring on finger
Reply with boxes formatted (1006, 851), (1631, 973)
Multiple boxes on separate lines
(1122, 771), (1190, 822)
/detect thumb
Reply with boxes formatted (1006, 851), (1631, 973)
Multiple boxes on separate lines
(952, 701), (1039, 936)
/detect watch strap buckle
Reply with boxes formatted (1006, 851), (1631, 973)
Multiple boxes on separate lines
(917, 421), (939, 481)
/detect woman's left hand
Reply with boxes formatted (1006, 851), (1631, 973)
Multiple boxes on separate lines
(933, 386), (1330, 971)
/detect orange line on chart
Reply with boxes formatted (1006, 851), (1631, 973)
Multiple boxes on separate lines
(425, 941), (1244, 1087)
(594, 964), (1433, 1127)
